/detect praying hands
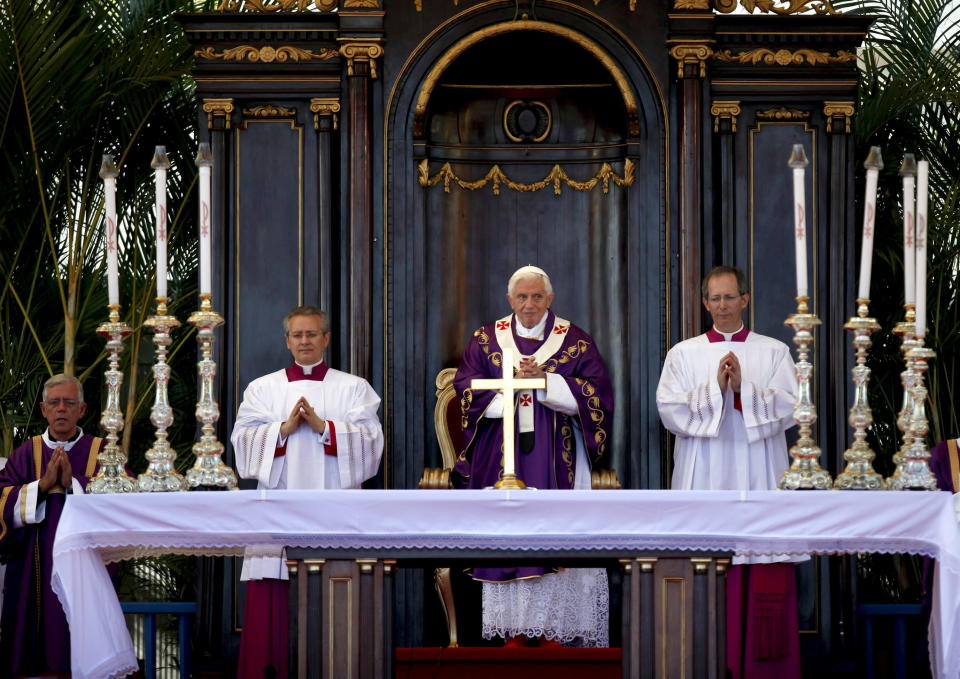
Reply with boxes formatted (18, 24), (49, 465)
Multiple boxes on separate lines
(716, 351), (742, 393)
(38, 446), (73, 493)
(280, 396), (326, 438)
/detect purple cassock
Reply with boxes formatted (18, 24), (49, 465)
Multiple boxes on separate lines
(453, 310), (613, 583)
(0, 433), (102, 677)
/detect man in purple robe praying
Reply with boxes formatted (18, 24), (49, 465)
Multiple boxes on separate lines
(0, 374), (103, 678)
(453, 265), (613, 648)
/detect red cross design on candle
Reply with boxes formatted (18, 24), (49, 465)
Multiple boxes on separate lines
(519, 394), (533, 406)
(107, 218), (117, 253)
(795, 225), (805, 240)
(553, 325), (568, 335)
(201, 202), (210, 238)
(496, 320), (510, 330)
(158, 205), (167, 241)
(864, 204), (874, 238)
(917, 215), (926, 249)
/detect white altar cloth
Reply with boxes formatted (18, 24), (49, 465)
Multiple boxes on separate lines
(52, 489), (960, 679)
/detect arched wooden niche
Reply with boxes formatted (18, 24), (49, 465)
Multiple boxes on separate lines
(413, 20), (641, 143)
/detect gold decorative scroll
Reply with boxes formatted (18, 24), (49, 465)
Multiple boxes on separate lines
(417, 158), (635, 196)
(713, 48), (856, 66)
(715, 0), (838, 14)
(413, 0), (638, 10)
(195, 45), (338, 63)
(674, 0), (711, 8)
(243, 105), (297, 117)
(216, 0), (337, 11)
(343, 0), (380, 5)
(756, 106), (810, 121)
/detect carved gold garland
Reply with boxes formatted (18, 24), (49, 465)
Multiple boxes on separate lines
(756, 106), (810, 120)
(713, 0), (837, 13)
(243, 105), (297, 117)
(713, 48), (856, 66)
(195, 45), (338, 62)
(418, 159), (635, 196)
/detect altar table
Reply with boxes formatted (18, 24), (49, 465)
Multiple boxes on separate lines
(51, 489), (960, 679)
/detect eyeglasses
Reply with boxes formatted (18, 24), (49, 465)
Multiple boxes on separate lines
(45, 399), (80, 408)
(287, 331), (325, 340)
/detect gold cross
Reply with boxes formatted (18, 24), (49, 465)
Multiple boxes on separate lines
(471, 347), (546, 489)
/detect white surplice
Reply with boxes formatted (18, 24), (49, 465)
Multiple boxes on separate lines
(231, 363), (384, 580)
(657, 329), (797, 492)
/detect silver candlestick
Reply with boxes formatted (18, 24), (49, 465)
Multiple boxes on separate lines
(137, 298), (186, 492)
(890, 307), (917, 474)
(87, 305), (137, 493)
(779, 296), (833, 489)
(186, 294), (237, 489)
(888, 321), (939, 490)
(834, 299), (884, 489)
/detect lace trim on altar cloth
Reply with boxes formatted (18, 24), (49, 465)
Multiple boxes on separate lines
(481, 567), (609, 647)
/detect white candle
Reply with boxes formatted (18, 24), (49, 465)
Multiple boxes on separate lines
(900, 154), (917, 306)
(196, 143), (213, 297)
(916, 160), (929, 338)
(788, 145), (809, 298)
(857, 147), (883, 300)
(99, 156), (120, 306)
(501, 347), (516, 477)
(151, 146), (171, 300)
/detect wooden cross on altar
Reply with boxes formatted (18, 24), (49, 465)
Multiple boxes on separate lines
(471, 346), (545, 489)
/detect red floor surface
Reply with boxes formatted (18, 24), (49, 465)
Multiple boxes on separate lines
(395, 647), (621, 679)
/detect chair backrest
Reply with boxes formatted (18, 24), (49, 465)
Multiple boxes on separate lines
(434, 368), (462, 470)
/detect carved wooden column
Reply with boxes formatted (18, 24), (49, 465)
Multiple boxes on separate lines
(669, 38), (713, 338)
(311, 97), (341, 359)
(711, 101), (740, 268)
(339, 42), (382, 381)
(621, 555), (727, 679)
(288, 557), (396, 679)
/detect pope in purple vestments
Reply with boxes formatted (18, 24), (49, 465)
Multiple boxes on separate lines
(452, 266), (613, 646)
(0, 375), (102, 678)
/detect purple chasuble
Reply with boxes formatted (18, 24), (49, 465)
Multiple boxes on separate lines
(0, 434), (101, 678)
(453, 311), (614, 582)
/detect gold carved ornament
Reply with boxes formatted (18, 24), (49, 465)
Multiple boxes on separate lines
(418, 159), (635, 196)
(242, 105), (296, 117)
(202, 98), (234, 129)
(713, 0), (838, 13)
(339, 42), (383, 79)
(756, 106), (810, 121)
(711, 101), (741, 133)
(823, 101), (855, 133)
(216, 0), (337, 11)
(713, 48), (856, 66)
(195, 45), (337, 63)
(414, 0), (639, 10)
(310, 98), (341, 130)
(669, 42), (714, 79)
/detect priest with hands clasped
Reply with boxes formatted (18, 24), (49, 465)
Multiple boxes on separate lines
(453, 266), (613, 648)
(231, 306), (384, 679)
(656, 266), (801, 679)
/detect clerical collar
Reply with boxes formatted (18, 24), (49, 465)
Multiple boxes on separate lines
(706, 325), (749, 343)
(514, 312), (550, 340)
(287, 361), (329, 382)
(42, 427), (84, 451)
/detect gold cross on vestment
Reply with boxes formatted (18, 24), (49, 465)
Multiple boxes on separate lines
(470, 347), (546, 490)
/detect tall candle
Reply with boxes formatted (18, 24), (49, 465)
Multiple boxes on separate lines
(151, 146), (171, 300)
(99, 155), (120, 306)
(916, 160), (929, 338)
(899, 154), (917, 306)
(788, 145), (810, 298)
(857, 147), (883, 300)
(196, 143), (213, 297)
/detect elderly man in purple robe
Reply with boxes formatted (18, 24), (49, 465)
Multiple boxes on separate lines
(453, 265), (614, 648)
(0, 374), (103, 678)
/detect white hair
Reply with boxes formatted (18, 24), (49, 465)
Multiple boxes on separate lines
(43, 373), (84, 404)
(507, 265), (553, 296)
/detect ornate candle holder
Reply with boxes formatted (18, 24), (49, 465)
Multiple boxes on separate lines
(887, 321), (939, 490)
(137, 298), (186, 492)
(779, 296), (833, 489)
(834, 299), (885, 490)
(186, 294), (237, 489)
(87, 306), (137, 493)
(890, 306), (917, 470)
